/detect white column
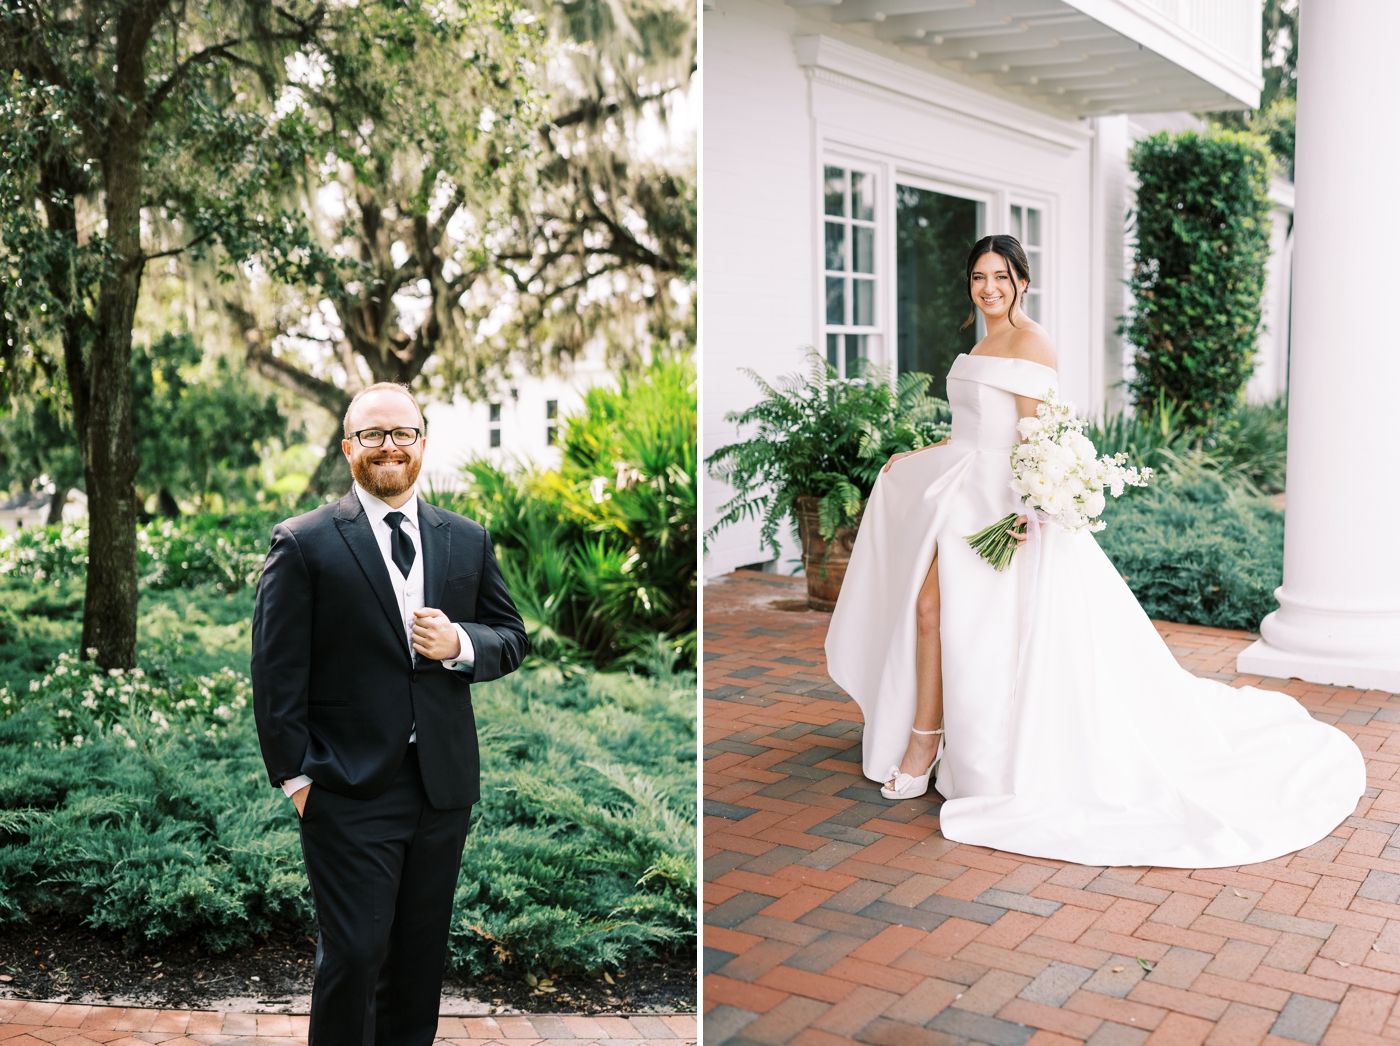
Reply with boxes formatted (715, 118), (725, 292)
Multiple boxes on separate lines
(1237, 0), (1400, 691)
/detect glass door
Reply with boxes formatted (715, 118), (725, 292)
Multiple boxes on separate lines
(895, 185), (985, 400)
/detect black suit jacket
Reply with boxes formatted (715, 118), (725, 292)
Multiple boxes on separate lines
(251, 490), (529, 809)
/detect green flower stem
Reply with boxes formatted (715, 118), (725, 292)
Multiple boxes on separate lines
(965, 512), (1021, 572)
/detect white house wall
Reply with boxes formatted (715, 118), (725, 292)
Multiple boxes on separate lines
(419, 360), (614, 494)
(703, 0), (1108, 578)
(1247, 182), (1294, 405)
(703, 0), (826, 577)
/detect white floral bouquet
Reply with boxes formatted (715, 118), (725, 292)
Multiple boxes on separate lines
(966, 391), (1153, 570)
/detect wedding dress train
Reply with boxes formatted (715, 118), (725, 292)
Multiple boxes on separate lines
(825, 353), (1365, 868)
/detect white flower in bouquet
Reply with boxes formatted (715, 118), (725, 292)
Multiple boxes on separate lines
(966, 390), (1152, 570)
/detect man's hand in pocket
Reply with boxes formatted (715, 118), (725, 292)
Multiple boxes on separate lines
(293, 783), (311, 818)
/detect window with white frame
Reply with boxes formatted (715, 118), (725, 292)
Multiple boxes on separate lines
(823, 165), (877, 376)
(1009, 204), (1045, 324)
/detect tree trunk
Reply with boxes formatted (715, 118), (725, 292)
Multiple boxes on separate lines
(46, 487), (69, 526)
(81, 38), (149, 671)
(304, 429), (353, 500)
(157, 487), (180, 518)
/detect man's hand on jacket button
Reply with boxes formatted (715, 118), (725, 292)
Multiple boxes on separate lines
(412, 607), (462, 661)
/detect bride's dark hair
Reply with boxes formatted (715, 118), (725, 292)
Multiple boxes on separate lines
(962, 234), (1032, 330)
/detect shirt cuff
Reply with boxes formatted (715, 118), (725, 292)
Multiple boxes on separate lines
(281, 774), (313, 798)
(442, 624), (475, 670)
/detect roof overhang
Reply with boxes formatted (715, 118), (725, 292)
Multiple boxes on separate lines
(788, 0), (1262, 116)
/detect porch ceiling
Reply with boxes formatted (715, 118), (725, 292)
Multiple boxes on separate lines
(790, 0), (1261, 116)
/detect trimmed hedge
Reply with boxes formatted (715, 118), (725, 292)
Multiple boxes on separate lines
(1124, 129), (1274, 429)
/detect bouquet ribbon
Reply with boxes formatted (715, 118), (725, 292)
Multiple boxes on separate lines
(1017, 507), (1043, 678)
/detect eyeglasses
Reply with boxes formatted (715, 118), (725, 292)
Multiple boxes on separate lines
(348, 427), (422, 448)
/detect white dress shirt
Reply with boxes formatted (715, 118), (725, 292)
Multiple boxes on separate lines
(281, 483), (474, 799)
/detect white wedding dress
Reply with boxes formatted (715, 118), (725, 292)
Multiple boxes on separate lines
(826, 353), (1365, 868)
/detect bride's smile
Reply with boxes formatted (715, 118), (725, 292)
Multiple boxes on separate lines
(969, 254), (1022, 321)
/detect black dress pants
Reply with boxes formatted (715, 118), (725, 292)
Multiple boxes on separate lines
(297, 746), (472, 1046)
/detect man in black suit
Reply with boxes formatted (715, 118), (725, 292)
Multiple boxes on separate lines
(252, 381), (528, 1044)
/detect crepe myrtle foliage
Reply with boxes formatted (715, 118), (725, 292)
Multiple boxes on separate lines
(1123, 128), (1274, 431)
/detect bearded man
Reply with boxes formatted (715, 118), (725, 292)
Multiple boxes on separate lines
(252, 382), (528, 1043)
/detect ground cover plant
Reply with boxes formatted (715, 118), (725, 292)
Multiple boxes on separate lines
(0, 599), (696, 979)
(0, 427), (698, 986)
(1093, 463), (1283, 631)
(1085, 394), (1287, 631)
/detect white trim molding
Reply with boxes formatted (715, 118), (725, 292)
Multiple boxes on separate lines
(795, 35), (1092, 153)
(1061, 0), (1262, 108)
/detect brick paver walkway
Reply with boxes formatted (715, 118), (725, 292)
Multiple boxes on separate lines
(0, 1002), (696, 1045)
(703, 570), (1400, 1046)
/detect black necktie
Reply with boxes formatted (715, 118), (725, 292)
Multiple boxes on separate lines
(383, 511), (416, 578)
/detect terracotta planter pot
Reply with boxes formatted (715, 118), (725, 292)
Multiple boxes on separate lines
(793, 495), (863, 612)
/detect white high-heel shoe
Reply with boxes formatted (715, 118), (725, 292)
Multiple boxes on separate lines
(880, 727), (944, 800)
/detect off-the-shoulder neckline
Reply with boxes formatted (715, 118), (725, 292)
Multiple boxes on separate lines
(956, 352), (1058, 375)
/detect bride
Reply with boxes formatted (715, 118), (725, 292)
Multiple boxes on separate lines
(825, 234), (1365, 869)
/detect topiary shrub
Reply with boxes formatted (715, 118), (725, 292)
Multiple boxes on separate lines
(1124, 128), (1274, 430)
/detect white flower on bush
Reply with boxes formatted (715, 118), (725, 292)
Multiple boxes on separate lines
(2, 515), (266, 590)
(4, 647), (254, 748)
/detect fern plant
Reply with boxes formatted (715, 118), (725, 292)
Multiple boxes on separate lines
(705, 352), (949, 559)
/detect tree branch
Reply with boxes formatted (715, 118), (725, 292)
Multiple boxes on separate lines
(141, 230), (213, 263)
(147, 38), (248, 111)
(227, 302), (352, 415)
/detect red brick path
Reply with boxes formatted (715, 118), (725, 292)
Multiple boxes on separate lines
(703, 571), (1400, 1046)
(0, 1001), (696, 1045)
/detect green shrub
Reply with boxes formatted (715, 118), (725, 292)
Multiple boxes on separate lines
(0, 707), (311, 951)
(449, 666), (696, 976)
(705, 353), (950, 557)
(1087, 395), (1195, 477)
(436, 353), (697, 669)
(1094, 465), (1283, 630)
(1088, 394), (1288, 495)
(0, 650), (251, 746)
(1124, 129), (1275, 429)
(1199, 396), (1288, 494)
(0, 511), (276, 592)
(0, 654), (696, 974)
(1252, 96), (1295, 181)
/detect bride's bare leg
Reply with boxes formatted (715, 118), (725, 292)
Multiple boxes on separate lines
(897, 551), (943, 778)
